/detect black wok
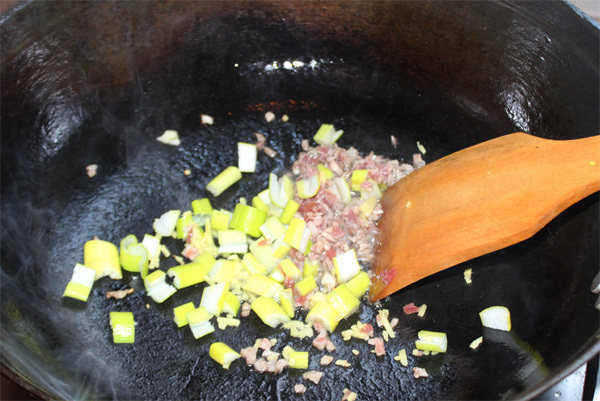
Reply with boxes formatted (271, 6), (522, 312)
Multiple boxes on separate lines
(1, 1), (599, 400)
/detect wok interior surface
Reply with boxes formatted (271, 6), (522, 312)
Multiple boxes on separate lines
(1, 1), (599, 400)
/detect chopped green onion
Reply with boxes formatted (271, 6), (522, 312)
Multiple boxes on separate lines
(394, 349), (408, 366)
(257, 189), (272, 206)
(279, 258), (301, 281)
(271, 237), (291, 259)
(296, 175), (320, 199)
(141, 234), (161, 261)
(269, 173), (294, 208)
(317, 164), (334, 183)
(327, 284), (360, 319)
(173, 302), (196, 327)
(415, 330), (448, 353)
(229, 203), (267, 238)
(249, 238), (281, 272)
(350, 169), (368, 191)
(153, 210), (181, 237)
(269, 267), (285, 283)
(119, 235), (149, 277)
(244, 274), (284, 299)
(84, 239), (122, 280)
(241, 253), (268, 275)
(187, 307), (215, 339)
(470, 336), (483, 350)
(167, 259), (213, 289)
(250, 296), (291, 328)
(303, 260), (319, 278)
(359, 197), (377, 217)
(143, 270), (177, 303)
(313, 124), (344, 146)
(295, 275), (317, 296)
(333, 249), (361, 284)
(259, 216), (286, 241)
(222, 292), (241, 316)
(156, 129), (180, 146)
(345, 271), (370, 298)
(305, 301), (341, 332)
(192, 198), (213, 215)
(479, 306), (511, 331)
(208, 260), (237, 284)
(176, 211), (193, 239)
(279, 288), (295, 318)
(333, 177), (351, 204)
(284, 217), (306, 250)
(63, 263), (95, 302)
(464, 268), (473, 285)
(251, 195), (269, 212)
(211, 209), (232, 231)
(217, 230), (248, 254)
(200, 282), (229, 315)
(360, 179), (382, 200)
(288, 351), (309, 369)
(279, 199), (300, 225)
(209, 342), (240, 369)
(217, 315), (241, 330)
(109, 311), (135, 343)
(206, 166), (242, 197)
(238, 142), (257, 173)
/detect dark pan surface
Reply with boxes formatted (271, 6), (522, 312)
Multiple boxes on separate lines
(1, 1), (599, 400)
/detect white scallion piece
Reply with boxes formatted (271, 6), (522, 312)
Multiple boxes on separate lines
(143, 270), (177, 303)
(238, 142), (257, 173)
(141, 234), (161, 260)
(152, 210), (181, 237)
(333, 249), (361, 284)
(200, 114), (214, 125)
(200, 282), (228, 316)
(156, 130), (181, 146)
(217, 230), (248, 254)
(187, 307), (215, 339)
(479, 306), (511, 331)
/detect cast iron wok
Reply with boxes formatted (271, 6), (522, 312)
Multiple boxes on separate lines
(1, 1), (599, 400)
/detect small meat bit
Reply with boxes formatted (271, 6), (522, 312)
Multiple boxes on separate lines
(368, 337), (386, 356)
(253, 358), (270, 373)
(312, 331), (329, 351)
(106, 288), (134, 299)
(403, 302), (420, 315)
(262, 146), (277, 158)
(302, 370), (324, 384)
(320, 355), (334, 366)
(413, 367), (429, 379)
(241, 302), (251, 317)
(240, 346), (258, 365)
(294, 384), (307, 394)
(390, 135), (398, 148)
(325, 339), (336, 352)
(254, 132), (266, 150)
(259, 338), (272, 351)
(301, 139), (310, 151)
(274, 358), (289, 374)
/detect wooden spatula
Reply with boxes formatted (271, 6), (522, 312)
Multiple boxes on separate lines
(370, 132), (600, 302)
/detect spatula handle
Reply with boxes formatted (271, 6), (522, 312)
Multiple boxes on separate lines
(532, 134), (600, 217)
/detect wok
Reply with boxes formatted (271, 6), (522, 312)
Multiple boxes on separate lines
(1, 1), (599, 400)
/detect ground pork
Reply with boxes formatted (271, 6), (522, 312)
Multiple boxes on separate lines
(292, 144), (421, 276)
